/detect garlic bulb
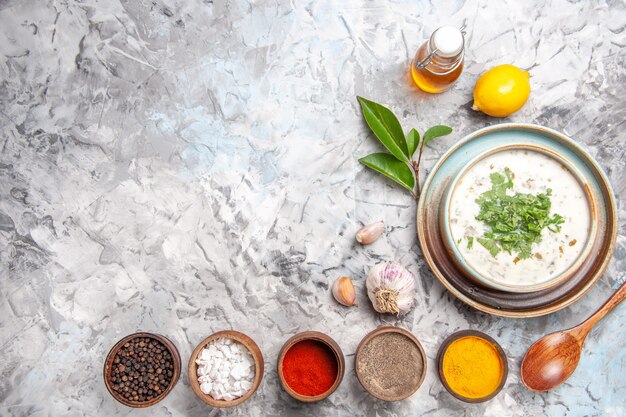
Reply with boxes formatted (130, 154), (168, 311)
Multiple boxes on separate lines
(356, 221), (385, 245)
(332, 276), (357, 306)
(366, 263), (416, 315)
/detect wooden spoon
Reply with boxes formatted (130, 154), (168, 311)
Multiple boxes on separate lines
(521, 280), (626, 392)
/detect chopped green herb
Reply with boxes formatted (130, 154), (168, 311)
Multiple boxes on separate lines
(457, 238), (462, 244)
(467, 236), (474, 249)
(472, 168), (564, 259)
(477, 237), (501, 257)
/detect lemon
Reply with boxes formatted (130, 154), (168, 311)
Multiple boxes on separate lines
(472, 64), (530, 117)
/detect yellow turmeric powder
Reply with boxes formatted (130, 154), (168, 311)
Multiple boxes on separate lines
(441, 336), (504, 399)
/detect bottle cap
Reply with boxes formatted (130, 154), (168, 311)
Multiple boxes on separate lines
(432, 26), (464, 58)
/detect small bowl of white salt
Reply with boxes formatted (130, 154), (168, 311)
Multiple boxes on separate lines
(188, 330), (264, 408)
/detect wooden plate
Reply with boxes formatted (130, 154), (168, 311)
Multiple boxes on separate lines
(417, 123), (617, 317)
(188, 330), (264, 408)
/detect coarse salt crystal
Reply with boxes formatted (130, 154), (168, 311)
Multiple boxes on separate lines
(195, 337), (256, 401)
(200, 382), (212, 395)
(230, 363), (246, 379)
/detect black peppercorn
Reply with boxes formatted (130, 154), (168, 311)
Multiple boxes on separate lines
(108, 336), (175, 403)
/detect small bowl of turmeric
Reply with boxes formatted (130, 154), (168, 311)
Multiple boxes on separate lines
(436, 330), (508, 403)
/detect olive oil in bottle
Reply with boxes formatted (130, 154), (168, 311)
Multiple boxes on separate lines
(411, 26), (464, 93)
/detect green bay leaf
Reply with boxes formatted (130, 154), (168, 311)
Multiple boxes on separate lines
(406, 128), (420, 157)
(359, 153), (415, 192)
(357, 96), (409, 161)
(423, 125), (453, 146)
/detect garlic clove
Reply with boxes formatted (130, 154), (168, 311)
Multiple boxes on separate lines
(356, 221), (385, 244)
(332, 276), (357, 307)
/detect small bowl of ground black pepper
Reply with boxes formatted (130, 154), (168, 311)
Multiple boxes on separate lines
(103, 332), (181, 408)
(277, 331), (345, 402)
(355, 326), (427, 401)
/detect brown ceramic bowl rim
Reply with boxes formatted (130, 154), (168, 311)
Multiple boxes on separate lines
(277, 331), (345, 402)
(103, 332), (181, 408)
(188, 330), (264, 408)
(355, 326), (427, 401)
(436, 330), (508, 403)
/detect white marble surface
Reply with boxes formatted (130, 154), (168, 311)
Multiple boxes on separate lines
(1, 0), (625, 416)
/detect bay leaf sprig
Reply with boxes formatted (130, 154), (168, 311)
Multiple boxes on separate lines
(357, 96), (452, 200)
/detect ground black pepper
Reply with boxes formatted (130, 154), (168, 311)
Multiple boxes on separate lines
(109, 337), (174, 403)
(356, 332), (424, 399)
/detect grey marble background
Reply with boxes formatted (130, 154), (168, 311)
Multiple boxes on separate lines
(1, 0), (625, 416)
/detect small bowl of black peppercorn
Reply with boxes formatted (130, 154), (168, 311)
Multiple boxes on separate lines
(103, 332), (181, 408)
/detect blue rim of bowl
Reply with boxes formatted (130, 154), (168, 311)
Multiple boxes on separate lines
(417, 123), (618, 317)
(440, 142), (598, 293)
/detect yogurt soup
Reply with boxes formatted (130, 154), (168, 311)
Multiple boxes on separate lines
(449, 149), (592, 287)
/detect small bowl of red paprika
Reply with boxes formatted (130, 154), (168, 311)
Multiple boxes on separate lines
(277, 331), (345, 402)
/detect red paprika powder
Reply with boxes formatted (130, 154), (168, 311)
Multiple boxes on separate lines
(281, 339), (338, 396)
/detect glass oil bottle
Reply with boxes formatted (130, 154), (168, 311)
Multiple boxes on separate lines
(411, 26), (465, 94)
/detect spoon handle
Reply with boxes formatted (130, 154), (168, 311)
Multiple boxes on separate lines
(577, 280), (626, 336)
